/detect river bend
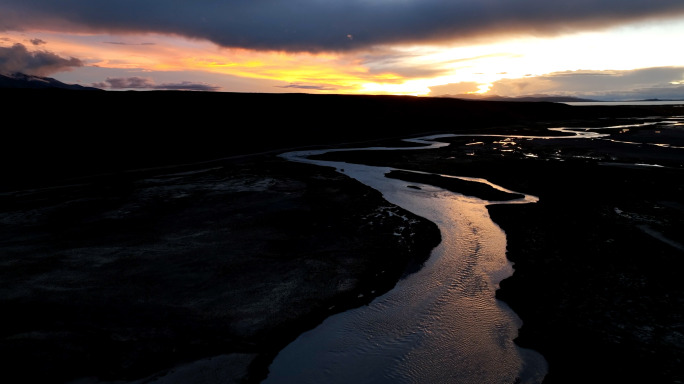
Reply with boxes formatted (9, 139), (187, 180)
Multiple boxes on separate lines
(265, 135), (547, 384)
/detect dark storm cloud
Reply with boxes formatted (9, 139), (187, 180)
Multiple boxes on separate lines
(0, 43), (82, 76)
(30, 38), (46, 45)
(94, 76), (221, 91)
(1, 1), (683, 52)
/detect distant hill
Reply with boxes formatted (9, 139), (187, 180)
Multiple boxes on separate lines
(438, 94), (597, 103)
(0, 72), (102, 91)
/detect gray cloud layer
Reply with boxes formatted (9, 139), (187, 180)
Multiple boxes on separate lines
(276, 83), (338, 91)
(0, 43), (82, 76)
(489, 67), (684, 98)
(431, 67), (684, 100)
(93, 76), (221, 91)
(1, 1), (684, 52)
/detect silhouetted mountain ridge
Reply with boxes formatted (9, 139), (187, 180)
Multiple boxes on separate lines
(0, 72), (102, 90)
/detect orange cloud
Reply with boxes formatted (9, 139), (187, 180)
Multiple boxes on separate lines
(4, 31), (415, 93)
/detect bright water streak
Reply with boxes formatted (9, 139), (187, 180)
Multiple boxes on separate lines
(264, 141), (547, 384)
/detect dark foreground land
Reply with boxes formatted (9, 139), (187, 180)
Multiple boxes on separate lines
(1, 90), (683, 383)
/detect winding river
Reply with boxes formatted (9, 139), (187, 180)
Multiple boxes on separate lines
(264, 120), (681, 384)
(264, 135), (546, 384)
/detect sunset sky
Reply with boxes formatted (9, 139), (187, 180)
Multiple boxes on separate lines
(1, 1), (683, 100)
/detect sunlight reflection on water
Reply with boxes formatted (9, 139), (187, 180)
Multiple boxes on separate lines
(266, 117), (684, 383)
(266, 138), (545, 384)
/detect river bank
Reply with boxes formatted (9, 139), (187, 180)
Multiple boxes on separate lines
(0, 155), (441, 384)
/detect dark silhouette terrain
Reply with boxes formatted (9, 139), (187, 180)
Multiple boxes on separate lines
(1, 89), (682, 383)
(1, 89), (660, 191)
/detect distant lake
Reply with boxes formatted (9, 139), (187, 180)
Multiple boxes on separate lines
(565, 100), (684, 106)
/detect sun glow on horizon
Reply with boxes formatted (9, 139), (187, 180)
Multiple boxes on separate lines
(474, 84), (492, 94)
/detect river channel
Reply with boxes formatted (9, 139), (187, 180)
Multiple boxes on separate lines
(264, 135), (550, 384)
(264, 117), (682, 383)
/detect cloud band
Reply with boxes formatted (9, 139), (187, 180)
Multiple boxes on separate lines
(2, 1), (684, 52)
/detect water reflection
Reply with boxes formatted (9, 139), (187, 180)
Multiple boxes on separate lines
(267, 138), (545, 384)
(266, 117), (683, 383)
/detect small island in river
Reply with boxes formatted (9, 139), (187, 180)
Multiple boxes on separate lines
(1, 89), (682, 383)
